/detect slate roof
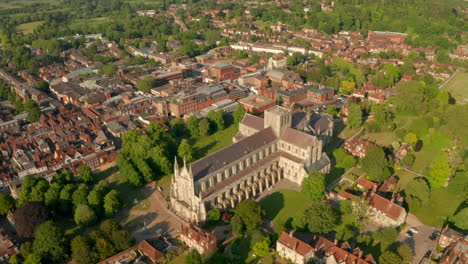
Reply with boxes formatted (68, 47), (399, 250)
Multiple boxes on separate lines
(190, 127), (277, 181)
(280, 127), (317, 148)
(240, 114), (264, 131)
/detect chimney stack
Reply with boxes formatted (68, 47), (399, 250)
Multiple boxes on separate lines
(289, 230), (295, 237)
(334, 239), (338, 245)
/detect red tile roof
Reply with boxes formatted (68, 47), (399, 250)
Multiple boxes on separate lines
(278, 232), (314, 256)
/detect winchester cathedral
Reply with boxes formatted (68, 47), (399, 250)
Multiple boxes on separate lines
(170, 106), (333, 221)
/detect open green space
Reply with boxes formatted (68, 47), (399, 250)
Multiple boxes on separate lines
(361, 132), (396, 147)
(260, 190), (309, 233)
(411, 172), (467, 227)
(69, 17), (111, 31)
(411, 130), (453, 175)
(441, 70), (468, 104)
(16, 21), (44, 34)
(191, 124), (237, 159)
(229, 229), (268, 263)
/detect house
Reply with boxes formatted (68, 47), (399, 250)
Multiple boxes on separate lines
(179, 221), (217, 254)
(98, 240), (164, 264)
(0, 229), (19, 264)
(344, 138), (374, 158)
(333, 187), (407, 227)
(439, 235), (467, 264)
(276, 231), (315, 264)
(439, 226), (464, 248)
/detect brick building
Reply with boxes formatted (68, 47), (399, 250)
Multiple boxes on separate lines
(180, 222), (217, 254)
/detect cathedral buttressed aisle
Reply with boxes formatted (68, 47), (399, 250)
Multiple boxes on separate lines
(170, 106), (331, 222)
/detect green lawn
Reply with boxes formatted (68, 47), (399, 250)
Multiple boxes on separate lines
(69, 17), (111, 31)
(441, 70), (468, 104)
(411, 172), (467, 227)
(411, 130), (453, 174)
(16, 21), (44, 34)
(361, 132), (396, 147)
(260, 190), (309, 233)
(191, 124), (238, 160)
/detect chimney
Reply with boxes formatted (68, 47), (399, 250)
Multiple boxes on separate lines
(390, 193), (396, 203)
(334, 239), (338, 245)
(358, 251), (363, 258)
(289, 230), (295, 237)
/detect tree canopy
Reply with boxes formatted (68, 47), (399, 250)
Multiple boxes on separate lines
(0, 193), (14, 215)
(234, 199), (265, 232)
(361, 146), (392, 182)
(301, 171), (326, 203)
(14, 202), (51, 238)
(32, 221), (69, 263)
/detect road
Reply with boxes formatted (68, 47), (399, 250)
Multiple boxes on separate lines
(400, 213), (438, 264)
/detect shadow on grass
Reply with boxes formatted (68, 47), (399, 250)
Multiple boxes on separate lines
(259, 192), (285, 221)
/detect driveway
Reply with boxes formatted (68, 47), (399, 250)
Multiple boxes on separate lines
(400, 214), (438, 264)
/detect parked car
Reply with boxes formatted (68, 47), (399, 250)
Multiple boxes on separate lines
(405, 231), (413, 238)
(424, 250), (433, 258)
(430, 230), (441, 240)
(410, 227), (419, 234)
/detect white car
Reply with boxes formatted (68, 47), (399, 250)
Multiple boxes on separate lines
(405, 231), (413, 238)
(410, 227), (419, 234)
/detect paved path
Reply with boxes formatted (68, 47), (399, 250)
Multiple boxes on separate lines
(438, 69), (459, 89)
(401, 167), (426, 178)
(120, 182), (181, 242)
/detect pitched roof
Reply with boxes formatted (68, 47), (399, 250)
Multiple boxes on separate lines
(278, 232), (314, 256)
(367, 193), (405, 221)
(356, 177), (376, 190)
(190, 127), (277, 181)
(280, 127), (317, 148)
(240, 114), (264, 131)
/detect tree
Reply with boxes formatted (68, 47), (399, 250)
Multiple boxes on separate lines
(404, 178), (430, 211)
(305, 203), (340, 234)
(372, 227), (399, 246)
(14, 202), (50, 238)
(452, 208), (468, 230)
(23, 254), (42, 264)
(103, 190), (121, 216)
(231, 215), (244, 236)
(32, 221), (69, 263)
(187, 116), (199, 137)
(361, 146), (392, 182)
(379, 251), (402, 264)
(185, 249), (202, 264)
(74, 204), (97, 226)
(287, 52), (302, 67)
(397, 243), (414, 264)
(72, 184), (90, 207)
(253, 237), (271, 257)
(208, 110), (225, 131)
(404, 133), (418, 146)
(301, 171), (326, 203)
(9, 255), (20, 264)
(98, 64), (117, 75)
(428, 152), (452, 188)
(233, 104), (246, 124)
(170, 118), (186, 137)
(235, 199), (265, 232)
(44, 183), (61, 208)
(99, 219), (133, 251)
(78, 165), (94, 183)
(340, 80), (355, 94)
(71, 236), (98, 264)
(326, 105), (338, 116)
(95, 238), (116, 260)
(0, 193), (14, 215)
(27, 106), (41, 122)
(178, 139), (194, 163)
(208, 208), (221, 222)
(136, 76), (155, 92)
(35, 80), (49, 92)
(347, 104), (362, 129)
(199, 118), (211, 136)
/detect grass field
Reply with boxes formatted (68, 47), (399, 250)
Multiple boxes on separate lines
(16, 21), (44, 34)
(412, 172), (467, 227)
(191, 124), (238, 160)
(361, 132), (396, 147)
(260, 190), (309, 233)
(69, 17), (111, 31)
(441, 70), (468, 104)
